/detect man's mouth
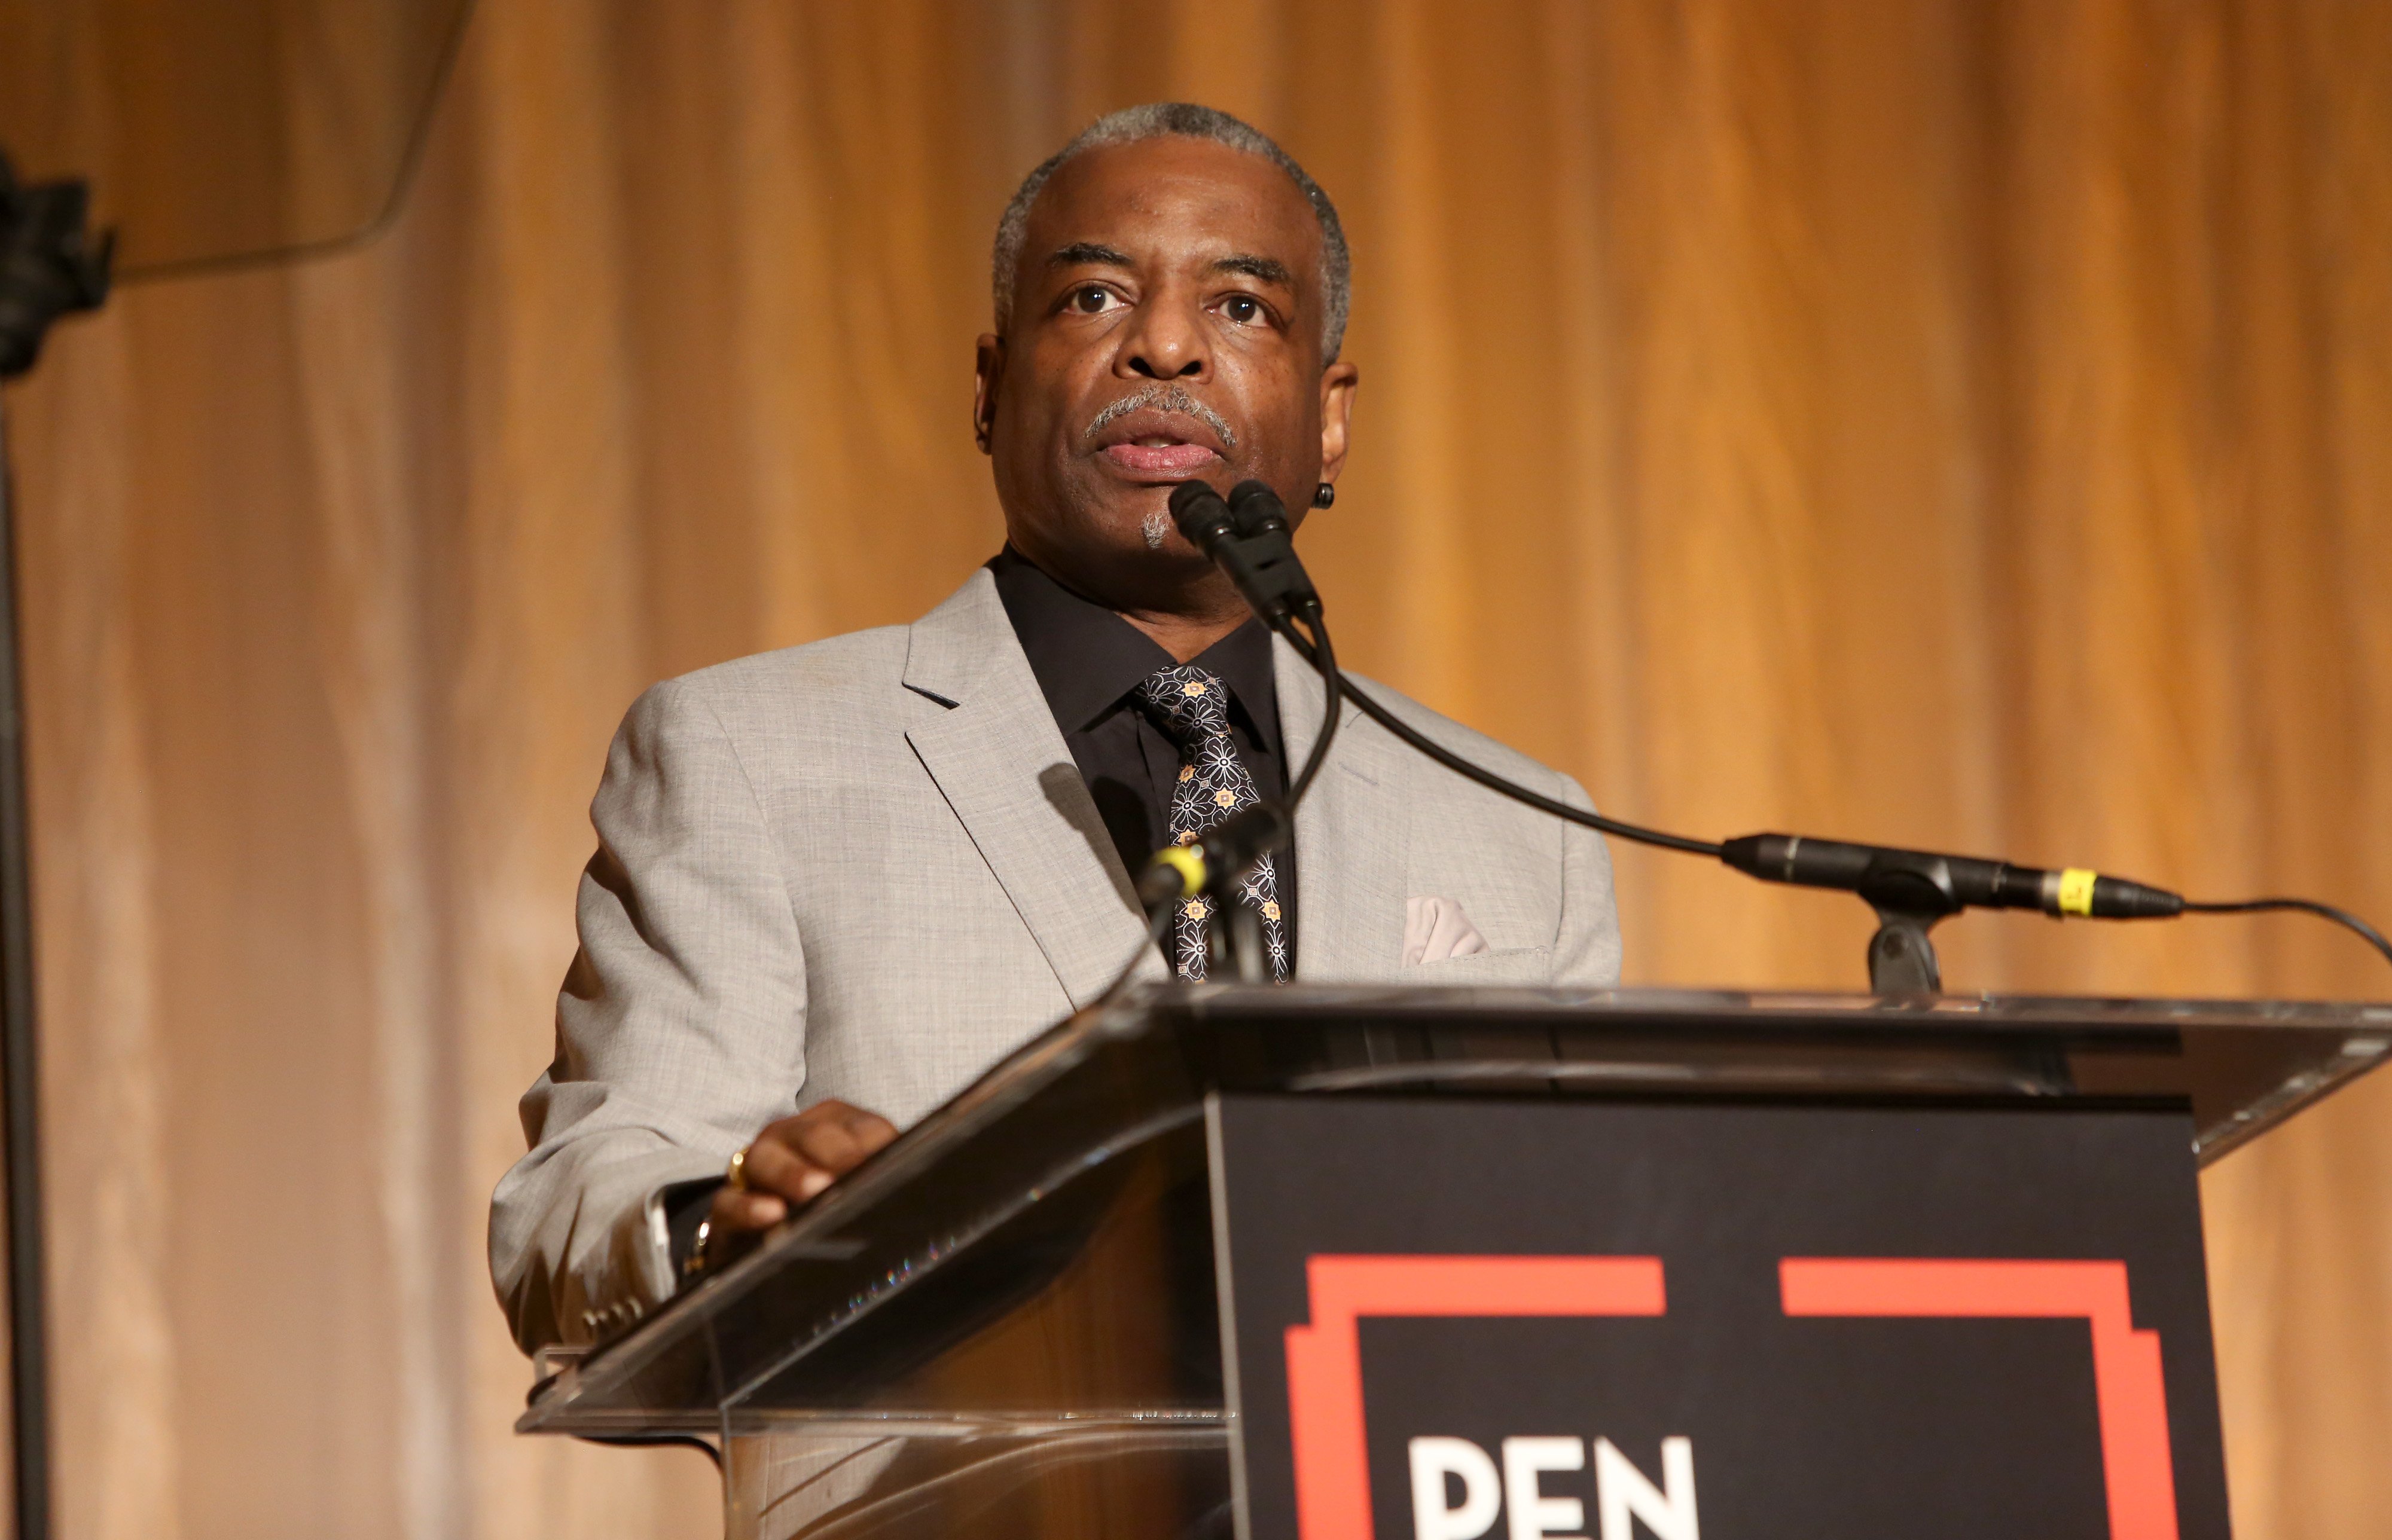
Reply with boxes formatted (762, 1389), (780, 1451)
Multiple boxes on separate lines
(1083, 386), (1238, 482)
(1102, 437), (1221, 476)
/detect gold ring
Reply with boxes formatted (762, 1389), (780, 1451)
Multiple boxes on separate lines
(725, 1146), (750, 1191)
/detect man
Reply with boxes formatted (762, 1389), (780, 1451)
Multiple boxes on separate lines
(490, 104), (1621, 1351)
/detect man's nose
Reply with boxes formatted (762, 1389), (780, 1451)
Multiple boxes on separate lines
(1119, 291), (1210, 381)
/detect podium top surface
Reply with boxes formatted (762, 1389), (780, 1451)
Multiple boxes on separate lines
(520, 986), (2390, 1433)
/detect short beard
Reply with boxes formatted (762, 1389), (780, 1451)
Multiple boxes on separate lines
(1142, 509), (1171, 550)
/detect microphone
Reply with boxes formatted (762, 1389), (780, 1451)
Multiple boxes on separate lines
(1716, 833), (2184, 920)
(1226, 478), (1291, 540)
(1136, 803), (1293, 907)
(1167, 477), (1343, 808)
(1133, 480), (1340, 933)
(1168, 480), (1322, 625)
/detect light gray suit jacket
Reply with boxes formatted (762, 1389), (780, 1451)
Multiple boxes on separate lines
(489, 570), (1621, 1350)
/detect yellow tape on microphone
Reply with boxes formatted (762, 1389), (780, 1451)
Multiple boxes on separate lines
(1152, 844), (1207, 899)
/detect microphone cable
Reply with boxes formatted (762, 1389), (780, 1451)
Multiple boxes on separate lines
(1274, 628), (2392, 977)
(2179, 897), (2392, 970)
(1284, 609), (1343, 803)
(1277, 626), (1720, 858)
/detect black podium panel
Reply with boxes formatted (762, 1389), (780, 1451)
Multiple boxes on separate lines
(1215, 1095), (2222, 1540)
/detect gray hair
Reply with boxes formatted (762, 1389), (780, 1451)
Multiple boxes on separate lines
(991, 103), (1352, 360)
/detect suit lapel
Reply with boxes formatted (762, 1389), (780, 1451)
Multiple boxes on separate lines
(1275, 636), (1409, 981)
(904, 572), (1168, 1008)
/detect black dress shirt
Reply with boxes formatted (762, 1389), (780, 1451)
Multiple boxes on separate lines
(987, 546), (1298, 954)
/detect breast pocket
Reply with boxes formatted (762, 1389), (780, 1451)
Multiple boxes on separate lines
(1404, 945), (1554, 985)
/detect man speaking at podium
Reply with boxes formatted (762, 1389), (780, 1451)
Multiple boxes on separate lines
(490, 105), (1621, 1350)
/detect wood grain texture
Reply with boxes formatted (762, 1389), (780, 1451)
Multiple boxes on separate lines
(1, 1), (2387, 1535)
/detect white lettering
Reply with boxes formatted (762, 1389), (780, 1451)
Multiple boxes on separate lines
(1409, 1437), (1503, 1540)
(1501, 1437), (1588, 1540)
(1592, 1437), (1698, 1540)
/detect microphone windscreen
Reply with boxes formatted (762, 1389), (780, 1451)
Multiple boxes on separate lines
(1168, 481), (1234, 549)
(1227, 479), (1289, 538)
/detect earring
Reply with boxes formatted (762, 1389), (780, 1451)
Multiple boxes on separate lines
(1313, 481), (1336, 509)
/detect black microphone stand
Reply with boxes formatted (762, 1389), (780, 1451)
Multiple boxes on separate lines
(0, 150), (112, 1540)
(1868, 908), (1948, 995)
(1847, 855), (1969, 994)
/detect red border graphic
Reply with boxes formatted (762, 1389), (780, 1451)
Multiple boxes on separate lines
(1781, 1258), (2179, 1540)
(1282, 1255), (1667, 1540)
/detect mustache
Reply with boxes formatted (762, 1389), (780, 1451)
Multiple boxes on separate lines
(1081, 383), (1240, 450)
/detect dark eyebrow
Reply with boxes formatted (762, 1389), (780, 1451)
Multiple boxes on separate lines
(1047, 242), (1134, 270)
(1213, 253), (1293, 286)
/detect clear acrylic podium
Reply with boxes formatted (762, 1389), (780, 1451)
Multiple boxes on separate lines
(516, 985), (2391, 1539)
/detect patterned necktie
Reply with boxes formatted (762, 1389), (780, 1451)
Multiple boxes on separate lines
(1139, 664), (1290, 982)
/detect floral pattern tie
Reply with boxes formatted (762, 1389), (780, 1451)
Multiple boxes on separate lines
(1139, 664), (1290, 982)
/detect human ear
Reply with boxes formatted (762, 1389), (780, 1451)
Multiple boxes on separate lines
(972, 334), (1006, 454)
(1316, 359), (1359, 488)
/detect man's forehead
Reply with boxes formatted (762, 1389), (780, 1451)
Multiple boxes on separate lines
(1044, 239), (1298, 288)
(1024, 138), (1321, 270)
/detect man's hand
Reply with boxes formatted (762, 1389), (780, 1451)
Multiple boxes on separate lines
(703, 1099), (897, 1264)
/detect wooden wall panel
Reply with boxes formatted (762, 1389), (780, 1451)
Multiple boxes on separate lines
(1, 1), (2387, 1535)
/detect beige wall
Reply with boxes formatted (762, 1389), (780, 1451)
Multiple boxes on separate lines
(3, 0), (2389, 1535)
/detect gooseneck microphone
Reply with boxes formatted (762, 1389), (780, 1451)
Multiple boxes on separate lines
(1167, 478), (1323, 626)
(1108, 480), (1344, 988)
(1177, 480), (1341, 809)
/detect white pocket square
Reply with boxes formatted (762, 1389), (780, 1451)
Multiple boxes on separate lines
(1403, 896), (1490, 965)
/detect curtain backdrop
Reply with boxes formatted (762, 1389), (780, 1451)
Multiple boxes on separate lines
(5, 1), (2389, 1535)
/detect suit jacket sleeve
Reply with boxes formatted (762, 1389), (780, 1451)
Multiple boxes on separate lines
(1551, 771), (1626, 988)
(488, 676), (809, 1352)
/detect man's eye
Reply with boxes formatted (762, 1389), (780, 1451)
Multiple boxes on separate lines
(1221, 295), (1265, 325)
(1069, 286), (1121, 314)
